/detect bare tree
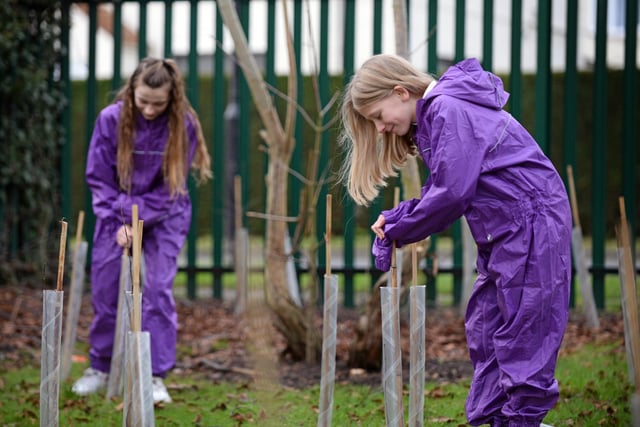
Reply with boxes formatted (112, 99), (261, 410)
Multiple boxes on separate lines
(217, 0), (323, 361)
(218, 0), (430, 368)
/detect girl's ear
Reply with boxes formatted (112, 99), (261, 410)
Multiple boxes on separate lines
(392, 85), (411, 100)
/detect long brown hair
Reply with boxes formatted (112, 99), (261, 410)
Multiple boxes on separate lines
(339, 54), (433, 206)
(115, 57), (211, 197)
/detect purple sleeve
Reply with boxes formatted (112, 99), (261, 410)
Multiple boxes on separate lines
(370, 198), (419, 271)
(85, 108), (123, 223)
(381, 103), (484, 248)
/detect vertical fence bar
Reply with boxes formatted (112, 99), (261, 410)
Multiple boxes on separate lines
(563, 0), (578, 180)
(185, 0), (200, 298)
(427, 0), (438, 72)
(266, 0), (276, 85)
(263, 0), (275, 297)
(368, 0), (384, 291)
(287, 0), (302, 294)
(237, 0), (250, 255)
(342, 0), (356, 308)
(563, 0), (579, 308)
(290, 0), (303, 263)
(112, 1), (122, 91)
(373, 0), (382, 53)
(622, 0), (638, 248)
(509, 0), (522, 119)
(482, 0), (494, 70)
(61, 1), (71, 220)
(257, 0), (276, 302)
(164, 0), (173, 58)
(84, 2), (98, 267)
(425, 0), (438, 305)
(591, 0), (608, 309)
(138, 0), (147, 59)
(451, 0), (466, 306)
(534, 0), (551, 154)
(316, 0), (330, 284)
(212, 4), (225, 300)
(454, 0), (465, 62)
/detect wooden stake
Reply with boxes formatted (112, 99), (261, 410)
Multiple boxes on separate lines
(75, 211), (84, 251)
(391, 187), (400, 288)
(56, 220), (68, 292)
(131, 206), (141, 333)
(412, 244), (418, 287)
(567, 165), (600, 329)
(234, 175), (242, 231)
(325, 194), (332, 277)
(60, 211), (87, 381)
(234, 175), (248, 315)
(618, 197), (640, 392)
(567, 165), (581, 228)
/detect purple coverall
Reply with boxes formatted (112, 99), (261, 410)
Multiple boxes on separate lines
(85, 101), (197, 378)
(373, 58), (571, 426)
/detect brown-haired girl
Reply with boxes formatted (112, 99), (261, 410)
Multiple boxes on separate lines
(73, 57), (211, 403)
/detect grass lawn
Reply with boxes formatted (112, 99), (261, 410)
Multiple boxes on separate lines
(4, 236), (635, 425)
(0, 338), (631, 426)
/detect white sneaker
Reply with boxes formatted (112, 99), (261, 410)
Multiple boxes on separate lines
(540, 424), (554, 427)
(152, 376), (172, 403)
(72, 367), (108, 396)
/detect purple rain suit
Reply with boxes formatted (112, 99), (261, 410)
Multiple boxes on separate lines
(85, 101), (197, 378)
(372, 59), (571, 426)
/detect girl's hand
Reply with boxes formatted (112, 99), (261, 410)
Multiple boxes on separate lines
(371, 214), (386, 240)
(116, 224), (133, 248)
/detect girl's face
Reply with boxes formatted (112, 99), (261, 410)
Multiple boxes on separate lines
(134, 83), (171, 121)
(357, 86), (417, 136)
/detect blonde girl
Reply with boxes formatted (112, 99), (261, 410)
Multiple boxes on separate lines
(340, 54), (570, 427)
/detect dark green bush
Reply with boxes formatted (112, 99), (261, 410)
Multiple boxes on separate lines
(0, 0), (66, 285)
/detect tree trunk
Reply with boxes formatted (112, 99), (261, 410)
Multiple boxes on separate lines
(217, 0), (320, 362)
(264, 144), (320, 361)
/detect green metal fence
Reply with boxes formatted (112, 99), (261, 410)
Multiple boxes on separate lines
(59, 0), (638, 308)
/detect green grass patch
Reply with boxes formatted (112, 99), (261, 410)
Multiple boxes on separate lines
(550, 342), (631, 426)
(2, 339), (631, 426)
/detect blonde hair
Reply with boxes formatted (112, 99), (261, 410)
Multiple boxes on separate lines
(339, 54), (434, 206)
(115, 57), (212, 197)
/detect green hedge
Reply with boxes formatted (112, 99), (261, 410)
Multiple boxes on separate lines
(0, 0), (66, 285)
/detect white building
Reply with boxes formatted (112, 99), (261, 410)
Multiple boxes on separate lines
(69, 0), (639, 80)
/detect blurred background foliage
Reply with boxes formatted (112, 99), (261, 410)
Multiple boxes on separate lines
(0, 0), (66, 285)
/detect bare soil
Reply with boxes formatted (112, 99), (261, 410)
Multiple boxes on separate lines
(0, 284), (625, 390)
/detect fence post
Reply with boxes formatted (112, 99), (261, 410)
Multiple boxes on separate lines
(622, 0), (638, 254)
(563, 0), (579, 308)
(186, 0), (200, 298)
(509, 0), (522, 119)
(61, 1), (72, 220)
(212, 4), (226, 299)
(84, 3), (98, 269)
(342, 0), (356, 308)
(592, 0), (609, 309)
